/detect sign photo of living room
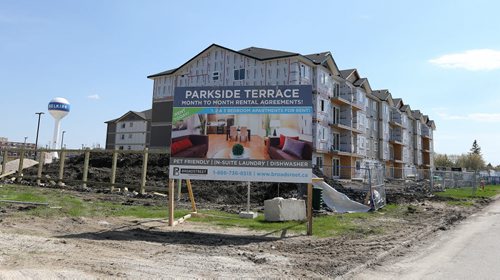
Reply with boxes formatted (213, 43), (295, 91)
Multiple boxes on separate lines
(169, 85), (313, 183)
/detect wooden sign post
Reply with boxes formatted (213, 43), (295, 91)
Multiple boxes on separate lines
(168, 178), (197, 227)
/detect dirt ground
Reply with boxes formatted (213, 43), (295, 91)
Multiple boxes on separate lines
(1, 155), (490, 278)
(0, 185), (490, 279)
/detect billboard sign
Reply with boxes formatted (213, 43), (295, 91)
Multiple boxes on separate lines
(169, 85), (313, 183)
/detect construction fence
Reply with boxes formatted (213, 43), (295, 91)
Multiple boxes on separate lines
(1, 147), (484, 207)
(315, 165), (387, 210)
(0, 147), (170, 194)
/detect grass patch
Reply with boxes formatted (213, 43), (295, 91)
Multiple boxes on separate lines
(191, 208), (392, 238)
(0, 184), (402, 238)
(435, 185), (500, 199)
(446, 201), (474, 207)
(0, 184), (189, 219)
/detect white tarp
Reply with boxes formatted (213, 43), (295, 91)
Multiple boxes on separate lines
(313, 177), (371, 213)
(0, 159), (38, 175)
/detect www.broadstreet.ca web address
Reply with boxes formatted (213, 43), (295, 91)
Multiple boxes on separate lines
(256, 171), (308, 177)
(212, 170), (308, 178)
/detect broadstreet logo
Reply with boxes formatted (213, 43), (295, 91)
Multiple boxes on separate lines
(173, 167), (207, 176)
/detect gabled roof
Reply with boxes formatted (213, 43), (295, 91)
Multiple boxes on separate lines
(304, 52), (330, 64)
(372, 89), (394, 106)
(372, 89), (390, 100)
(427, 120), (436, 130)
(238, 46), (299, 60)
(134, 109), (152, 120)
(353, 77), (367, 87)
(392, 98), (403, 108)
(105, 109), (152, 123)
(303, 52), (341, 76)
(148, 68), (177, 77)
(148, 43), (301, 78)
(400, 104), (413, 118)
(422, 115), (429, 123)
(340, 69), (357, 80)
(412, 110), (423, 119)
(400, 104), (410, 112)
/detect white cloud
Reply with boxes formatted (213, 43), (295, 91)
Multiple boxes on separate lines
(429, 49), (500, 71)
(87, 94), (100, 100)
(433, 108), (500, 123)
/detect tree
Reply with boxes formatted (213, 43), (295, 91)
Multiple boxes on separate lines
(470, 140), (481, 155)
(434, 153), (455, 168)
(456, 153), (485, 171)
(487, 163), (493, 170)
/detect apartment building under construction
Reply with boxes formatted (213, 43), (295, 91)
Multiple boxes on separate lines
(146, 44), (435, 179)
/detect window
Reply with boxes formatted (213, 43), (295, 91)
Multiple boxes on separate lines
(316, 156), (323, 169)
(320, 72), (326, 84)
(355, 161), (361, 170)
(212, 71), (219, 81)
(333, 83), (340, 97)
(234, 69), (245, 80)
(119, 146), (124, 150)
(121, 123), (125, 129)
(300, 64), (310, 80)
(332, 158), (340, 177)
(128, 134), (132, 139)
(129, 122), (133, 127)
(128, 146), (131, 150)
(333, 107), (340, 124)
(333, 133), (340, 151)
(121, 134), (125, 140)
(320, 99), (325, 112)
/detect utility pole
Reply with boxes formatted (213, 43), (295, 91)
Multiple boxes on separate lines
(61, 131), (66, 149)
(34, 112), (44, 158)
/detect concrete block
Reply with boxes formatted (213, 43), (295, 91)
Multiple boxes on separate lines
(264, 197), (306, 222)
(239, 211), (258, 219)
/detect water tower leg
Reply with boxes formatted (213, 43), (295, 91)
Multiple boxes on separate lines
(51, 119), (61, 159)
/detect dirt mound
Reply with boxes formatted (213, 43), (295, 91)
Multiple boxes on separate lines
(16, 153), (302, 205)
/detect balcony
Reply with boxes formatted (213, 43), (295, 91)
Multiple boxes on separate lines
(330, 121), (363, 134)
(389, 120), (404, 128)
(330, 144), (352, 156)
(390, 134), (404, 145)
(331, 96), (351, 106)
(421, 127), (431, 139)
(351, 100), (364, 111)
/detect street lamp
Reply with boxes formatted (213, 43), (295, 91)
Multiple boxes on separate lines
(34, 112), (44, 158)
(61, 131), (66, 149)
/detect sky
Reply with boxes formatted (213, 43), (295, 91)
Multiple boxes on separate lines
(1, 0), (500, 165)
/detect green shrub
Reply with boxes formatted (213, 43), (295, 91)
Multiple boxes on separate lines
(232, 143), (244, 156)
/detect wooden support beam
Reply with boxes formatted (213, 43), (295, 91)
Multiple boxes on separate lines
(140, 148), (148, 195)
(58, 149), (66, 186)
(36, 151), (45, 185)
(16, 148), (25, 182)
(172, 213), (192, 226)
(82, 148), (90, 188)
(177, 179), (182, 201)
(307, 183), (313, 236)
(168, 179), (174, 226)
(186, 179), (197, 213)
(110, 150), (118, 191)
(1, 150), (7, 175)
